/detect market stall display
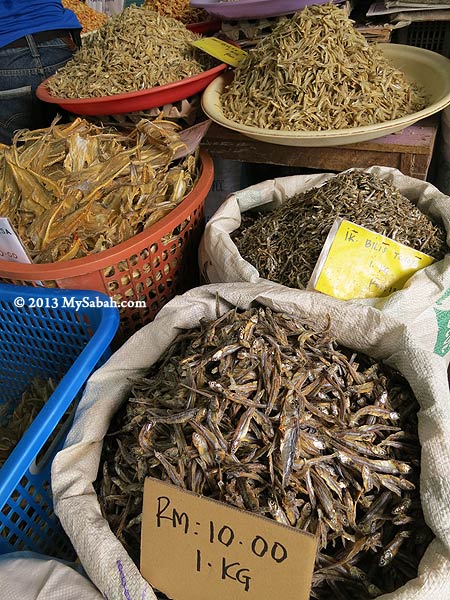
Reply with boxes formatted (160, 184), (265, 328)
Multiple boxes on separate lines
(50, 282), (450, 600)
(199, 166), (450, 289)
(0, 285), (118, 558)
(2, 0), (450, 596)
(201, 5), (450, 146)
(36, 5), (225, 115)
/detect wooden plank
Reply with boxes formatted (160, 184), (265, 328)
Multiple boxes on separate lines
(201, 116), (439, 180)
(400, 151), (433, 181)
(346, 115), (439, 153)
(201, 131), (404, 171)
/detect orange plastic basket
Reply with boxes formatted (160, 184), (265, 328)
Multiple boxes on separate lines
(0, 150), (214, 343)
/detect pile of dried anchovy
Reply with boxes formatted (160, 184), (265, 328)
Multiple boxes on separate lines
(0, 116), (199, 263)
(97, 305), (432, 599)
(221, 4), (426, 130)
(47, 6), (216, 98)
(144, 0), (210, 24)
(0, 378), (56, 467)
(233, 171), (447, 289)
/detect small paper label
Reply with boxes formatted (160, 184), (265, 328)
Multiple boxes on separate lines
(192, 37), (248, 67)
(308, 218), (435, 300)
(0, 217), (32, 264)
(141, 478), (317, 600)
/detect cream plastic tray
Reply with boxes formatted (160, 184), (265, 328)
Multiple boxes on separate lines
(201, 44), (450, 147)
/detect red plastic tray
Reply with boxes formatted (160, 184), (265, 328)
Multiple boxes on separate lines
(36, 64), (227, 116)
(186, 20), (222, 35)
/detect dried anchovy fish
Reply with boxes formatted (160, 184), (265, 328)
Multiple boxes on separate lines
(222, 4), (426, 130)
(0, 116), (199, 263)
(0, 378), (57, 467)
(97, 306), (432, 599)
(144, 0), (210, 24)
(233, 171), (447, 289)
(48, 6), (216, 98)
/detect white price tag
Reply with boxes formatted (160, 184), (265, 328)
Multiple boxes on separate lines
(0, 218), (33, 264)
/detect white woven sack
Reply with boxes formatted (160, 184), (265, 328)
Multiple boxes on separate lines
(0, 552), (102, 600)
(199, 167), (450, 363)
(52, 282), (450, 600)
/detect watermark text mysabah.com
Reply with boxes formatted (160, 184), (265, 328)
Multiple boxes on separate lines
(13, 295), (146, 310)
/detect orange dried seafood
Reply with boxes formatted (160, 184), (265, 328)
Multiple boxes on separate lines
(62, 0), (108, 33)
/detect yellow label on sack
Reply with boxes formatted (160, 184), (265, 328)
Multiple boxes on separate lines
(191, 37), (248, 67)
(309, 218), (435, 300)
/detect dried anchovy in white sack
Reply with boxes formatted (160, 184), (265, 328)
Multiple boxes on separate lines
(234, 171), (447, 289)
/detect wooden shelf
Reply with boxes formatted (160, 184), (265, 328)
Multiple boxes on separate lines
(201, 115), (440, 180)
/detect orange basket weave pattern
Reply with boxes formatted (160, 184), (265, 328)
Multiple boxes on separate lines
(101, 209), (204, 337)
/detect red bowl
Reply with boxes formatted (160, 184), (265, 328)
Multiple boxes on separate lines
(36, 63), (227, 116)
(186, 20), (222, 35)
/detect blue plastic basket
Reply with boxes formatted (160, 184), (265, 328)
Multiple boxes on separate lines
(0, 285), (119, 559)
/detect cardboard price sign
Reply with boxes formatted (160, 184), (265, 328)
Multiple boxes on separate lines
(308, 218), (435, 300)
(141, 478), (317, 600)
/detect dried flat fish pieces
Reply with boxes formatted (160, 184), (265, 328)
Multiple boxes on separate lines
(48, 5), (216, 98)
(0, 116), (199, 263)
(222, 3), (426, 131)
(234, 171), (447, 289)
(96, 305), (432, 598)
